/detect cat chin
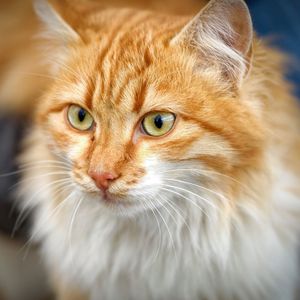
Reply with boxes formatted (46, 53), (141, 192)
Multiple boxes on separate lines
(85, 192), (155, 218)
(100, 201), (153, 218)
(71, 182), (150, 217)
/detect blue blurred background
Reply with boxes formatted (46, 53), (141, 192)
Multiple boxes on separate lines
(248, 0), (300, 97)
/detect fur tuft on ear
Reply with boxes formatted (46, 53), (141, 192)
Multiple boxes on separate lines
(172, 0), (253, 87)
(34, 0), (81, 73)
(35, 0), (79, 43)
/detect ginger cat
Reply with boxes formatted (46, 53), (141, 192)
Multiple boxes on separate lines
(1, 0), (300, 299)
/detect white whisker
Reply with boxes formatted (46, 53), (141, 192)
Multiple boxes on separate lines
(161, 183), (218, 210)
(20, 187), (75, 259)
(10, 171), (71, 192)
(160, 187), (211, 221)
(0, 165), (71, 178)
(14, 178), (73, 233)
(152, 196), (177, 262)
(149, 213), (162, 264)
(13, 179), (73, 235)
(19, 159), (71, 168)
(161, 168), (252, 194)
(164, 178), (228, 204)
(68, 197), (84, 266)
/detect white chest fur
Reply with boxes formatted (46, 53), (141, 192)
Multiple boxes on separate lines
(19, 134), (300, 300)
(26, 176), (299, 300)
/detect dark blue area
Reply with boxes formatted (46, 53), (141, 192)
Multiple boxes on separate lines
(247, 0), (300, 98)
(0, 115), (30, 239)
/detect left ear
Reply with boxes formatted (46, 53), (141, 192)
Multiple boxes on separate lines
(171, 0), (253, 87)
(34, 0), (82, 73)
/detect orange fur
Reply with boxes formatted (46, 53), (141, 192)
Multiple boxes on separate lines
(35, 7), (272, 204)
(1, 0), (299, 299)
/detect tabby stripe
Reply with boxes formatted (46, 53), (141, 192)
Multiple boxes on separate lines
(102, 12), (153, 100)
(133, 80), (148, 113)
(189, 116), (240, 153)
(97, 11), (136, 96)
(113, 71), (138, 105)
(114, 46), (152, 106)
(84, 76), (96, 109)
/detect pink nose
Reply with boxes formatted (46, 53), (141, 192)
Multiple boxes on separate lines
(90, 171), (117, 192)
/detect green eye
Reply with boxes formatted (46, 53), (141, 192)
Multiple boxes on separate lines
(67, 105), (94, 131)
(142, 112), (176, 137)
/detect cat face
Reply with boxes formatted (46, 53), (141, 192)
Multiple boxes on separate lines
(35, 0), (264, 214)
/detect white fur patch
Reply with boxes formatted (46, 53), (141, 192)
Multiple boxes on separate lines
(19, 131), (300, 300)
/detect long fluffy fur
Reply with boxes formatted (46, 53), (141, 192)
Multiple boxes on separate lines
(7, 0), (300, 299)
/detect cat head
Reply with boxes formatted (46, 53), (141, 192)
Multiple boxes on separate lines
(34, 0), (264, 215)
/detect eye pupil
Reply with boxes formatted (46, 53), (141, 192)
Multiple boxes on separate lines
(78, 109), (86, 122)
(154, 114), (163, 129)
(141, 112), (175, 137)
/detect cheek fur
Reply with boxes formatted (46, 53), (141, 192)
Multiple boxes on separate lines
(46, 111), (94, 160)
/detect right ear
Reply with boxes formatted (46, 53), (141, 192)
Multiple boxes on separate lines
(171, 0), (253, 88)
(34, 0), (82, 73)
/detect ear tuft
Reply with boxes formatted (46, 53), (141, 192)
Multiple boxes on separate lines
(172, 0), (253, 86)
(34, 0), (81, 73)
(34, 0), (80, 43)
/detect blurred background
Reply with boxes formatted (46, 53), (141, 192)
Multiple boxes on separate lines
(0, 0), (299, 299)
(248, 0), (300, 97)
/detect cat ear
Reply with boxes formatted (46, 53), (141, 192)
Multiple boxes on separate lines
(171, 0), (253, 87)
(34, 0), (81, 73)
